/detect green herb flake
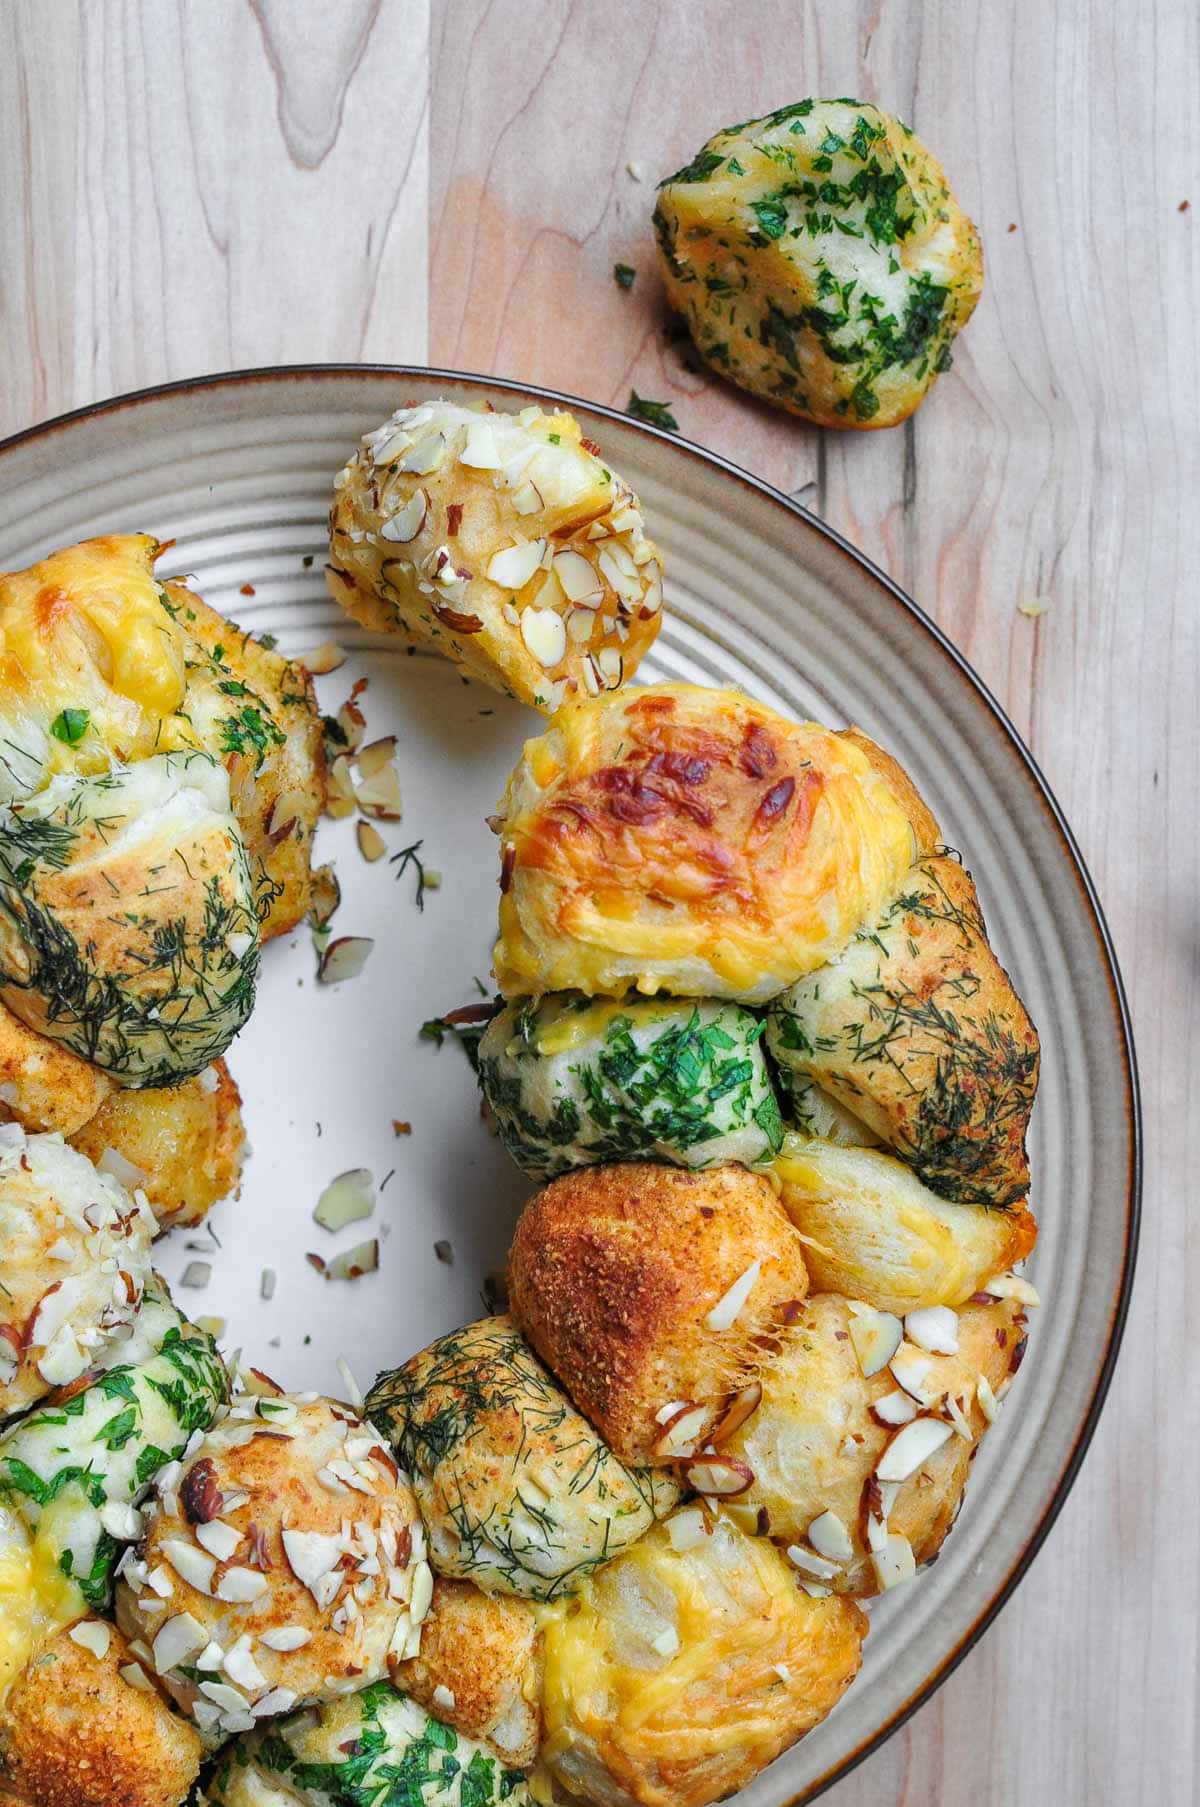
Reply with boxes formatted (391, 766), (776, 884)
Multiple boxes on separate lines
(49, 708), (90, 747)
(613, 263), (637, 290)
(627, 391), (679, 431)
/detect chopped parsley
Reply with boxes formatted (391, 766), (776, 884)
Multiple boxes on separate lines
(627, 391), (679, 431)
(49, 708), (90, 747)
(613, 262), (637, 289)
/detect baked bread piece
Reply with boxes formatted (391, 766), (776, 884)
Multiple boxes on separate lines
(540, 1510), (866, 1807)
(772, 1135), (1037, 1313)
(115, 1392), (426, 1741)
(492, 684), (937, 1003)
(69, 1059), (244, 1232)
(653, 98), (982, 428)
(0, 1125), (155, 1416)
(0, 753), (259, 1085)
(0, 1618), (202, 1807)
(508, 1163), (809, 1466)
(206, 1683), (531, 1807)
(768, 855), (1040, 1206)
(329, 399), (662, 712)
(366, 1317), (678, 1602)
(0, 1001), (113, 1135)
(477, 995), (783, 1179)
(393, 1577), (542, 1768)
(723, 1292), (1030, 1593)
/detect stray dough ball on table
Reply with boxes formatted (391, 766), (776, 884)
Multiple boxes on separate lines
(492, 683), (937, 1004)
(507, 1163), (810, 1466)
(722, 1292), (1031, 1595)
(653, 98), (983, 429)
(770, 1135), (1038, 1313)
(0, 1124), (155, 1416)
(0, 753), (259, 1086)
(0, 1000), (113, 1135)
(393, 1576), (542, 1769)
(0, 1618), (202, 1807)
(207, 1682), (532, 1807)
(768, 855), (1040, 1206)
(328, 398), (663, 713)
(115, 1392), (426, 1740)
(540, 1511), (866, 1807)
(69, 1059), (245, 1232)
(366, 1317), (678, 1602)
(477, 994), (783, 1179)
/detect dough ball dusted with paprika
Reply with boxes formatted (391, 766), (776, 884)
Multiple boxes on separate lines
(539, 1509), (866, 1807)
(492, 683), (937, 1004)
(328, 398), (663, 713)
(654, 98), (983, 429)
(768, 854), (1040, 1207)
(366, 1317), (678, 1603)
(507, 1162), (809, 1466)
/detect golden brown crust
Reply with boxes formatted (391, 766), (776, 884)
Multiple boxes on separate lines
(394, 1578), (542, 1768)
(726, 1293), (1029, 1592)
(0, 1002), (112, 1135)
(0, 1622), (202, 1807)
(838, 729), (940, 854)
(69, 1060), (245, 1231)
(494, 684), (925, 1003)
(769, 855), (1040, 1206)
(508, 1164), (809, 1464)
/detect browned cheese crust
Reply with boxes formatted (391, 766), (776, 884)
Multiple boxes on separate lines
(0, 1621), (201, 1807)
(508, 1163), (809, 1465)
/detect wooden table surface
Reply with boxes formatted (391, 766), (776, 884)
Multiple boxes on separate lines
(0, 2), (1191, 1801)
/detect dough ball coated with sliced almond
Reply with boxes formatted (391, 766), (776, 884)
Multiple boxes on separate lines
(508, 1162), (809, 1466)
(328, 398), (663, 713)
(0, 1618), (202, 1807)
(114, 1392), (427, 1741)
(393, 1576), (542, 1769)
(771, 1135), (1038, 1314)
(0, 1124), (155, 1418)
(539, 1510), (866, 1807)
(722, 1291), (1032, 1595)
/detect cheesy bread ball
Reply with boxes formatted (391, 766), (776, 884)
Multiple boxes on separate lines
(207, 1683), (532, 1807)
(492, 684), (937, 1003)
(653, 99), (983, 429)
(508, 1164), (809, 1465)
(768, 856), (1040, 1206)
(69, 1059), (245, 1231)
(0, 753), (259, 1086)
(0, 535), (324, 938)
(771, 1135), (1037, 1313)
(0, 1124), (155, 1416)
(0, 1618), (202, 1807)
(0, 1284), (228, 1617)
(394, 1577), (542, 1768)
(329, 399), (663, 713)
(724, 1292), (1029, 1594)
(366, 1318), (678, 1602)
(0, 1000), (113, 1135)
(477, 995), (783, 1179)
(540, 1511), (866, 1807)
(115, 1393), (426, 1740)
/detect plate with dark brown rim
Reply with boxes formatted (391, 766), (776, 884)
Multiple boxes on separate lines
(0, 366), (1140, 1803)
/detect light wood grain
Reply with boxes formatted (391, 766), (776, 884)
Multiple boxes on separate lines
(0, 2), (1193, 1802)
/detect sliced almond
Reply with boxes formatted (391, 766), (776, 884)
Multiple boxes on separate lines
(152, 1612), (208, 1675)
(398, 435), (446, 475)
(356, 736), (398, 779)
(904, 1305), (959, 1354)
(807, 1510), (855, 1565)
(889, 1341), (939, 1404)
(552, 549), (603, 603)
(847, 1304), (904, 1378)
(876, 1415), (954, 1483)
(309, 864), (341, 929)
(314, 1171), (375, 1232)
(704, 1260), (761, 1332)
(298, 643), (347, 676)
(511, 480), (544, 515)
(357, 822), (387, 862)
(678, 1455), (755, 1497)
(318, 937), (375, 985)
(979, 1271), (1041, 1307)
(665, 1507), (708, 1552)
(706, 1378), (763, 1446)
(216, 1567), (270, 1604)
(325, 1239), (380, 1280)
(195, 1520), (244, 1562)
(976, 1373), (1000, 1423)
(355, 763), (403, 820)
(259, 1626), (313, 1652)
(380, 490), (429, 544)
(652, 1401), (713, 1460)
(162, 1538), (216, 1595)
(871, 1532), (917, 1592)
(69, 1620), (112, 1659)
(786, 1542), (842, 1582)
(872, 1389), (919, 1426)
(520, 607), (567, 669)
(460, 419), (502, 469)
(487, 541), (546, 590)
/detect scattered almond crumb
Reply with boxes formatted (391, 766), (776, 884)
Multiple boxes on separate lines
(626, 160), (644, 181)
(392, 1120), (412, 1137)
(239, 582), (256, 596)
(1017, 596), (1050, 619)
(1007, 222), (1018, 233)
(1180, 200), (1191, 213)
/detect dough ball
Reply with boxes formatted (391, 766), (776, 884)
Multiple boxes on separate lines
(540, 1511), (866, 1807)
(115, 1392), (426, 1740)
(508, 1163), (809, 1465)
(329, 398), (662, 713)
(393, 1577), (542, 1768)
(768, 856), (1039, 1205)
(366, 1317), (678, 1602)
(493, 683), (936, 1003)
(478, 994), (783, 1179)
(653, 99), (982, 428)
(0, 1000), (112, 1136)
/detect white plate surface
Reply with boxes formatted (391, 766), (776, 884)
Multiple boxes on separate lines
(0, 368), (1139, 1804)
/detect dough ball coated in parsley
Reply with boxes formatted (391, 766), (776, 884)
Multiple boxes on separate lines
(477, 995), (783, 1180)
(0, 753), (259, 1086)
(653, 98), (983, 428)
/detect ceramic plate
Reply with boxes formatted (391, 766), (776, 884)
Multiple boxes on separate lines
(0, 368), (1139, 1803)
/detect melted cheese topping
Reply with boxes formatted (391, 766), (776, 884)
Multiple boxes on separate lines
(0, 534), (193, 799)
(494, 683), (920, 1003)
(0, 1503), (82, 1703)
